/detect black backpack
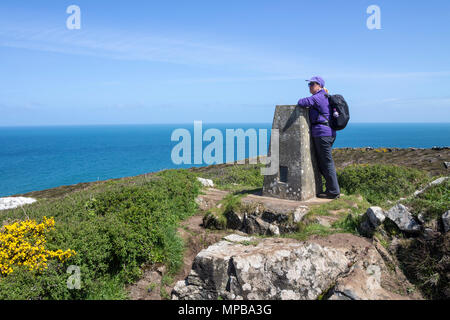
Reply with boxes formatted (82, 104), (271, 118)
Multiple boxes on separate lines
(311, 94), (350, 131)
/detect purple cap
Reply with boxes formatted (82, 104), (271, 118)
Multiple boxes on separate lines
(305, 76), (325, 88)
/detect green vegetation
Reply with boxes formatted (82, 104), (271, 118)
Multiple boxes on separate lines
(203, 193), (247, 230)
(394, 179), (449, 300)
(0, 169), (201, 300)
(285, 223), (334, 241)
(308, 194), (369, 217)
(403, 178), (450, 222)
(1, 156), (445, 300)
(192, 163), (264, 192)
(337, 164), (431, 207)
(285, 194), (369, 241)
(397, 234), (449, 300)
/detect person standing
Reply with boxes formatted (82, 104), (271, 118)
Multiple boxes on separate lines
(297, 76), (340, 199)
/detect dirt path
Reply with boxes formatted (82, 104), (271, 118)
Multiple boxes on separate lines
(127, 214), (233, 300)
(127, 188), (335, 300)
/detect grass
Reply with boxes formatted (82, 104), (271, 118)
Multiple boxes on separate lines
(284, 194), (369, 241)
(2, 157), (443, 300)
(202, 193), (247, 230)
(396, 235), (449, 300)
(308, 194), (369, 217)
(0, 169), (201, 300)
(191, 162), (265, 192)
(284, 223), (335, 241)
(337, 164), (431, 208)
(402, 178), (450, 222)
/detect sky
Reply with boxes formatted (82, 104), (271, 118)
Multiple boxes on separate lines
(0, 0), (449, 126)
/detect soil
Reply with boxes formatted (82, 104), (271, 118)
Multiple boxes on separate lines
(127, 214), (232, 300)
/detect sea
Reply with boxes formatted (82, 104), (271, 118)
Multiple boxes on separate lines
(0, 123), (449, 197)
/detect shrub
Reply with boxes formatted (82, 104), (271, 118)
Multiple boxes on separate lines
(0, 169), (201, 299)
(0, 217), (75, 276)
(396, 234), (449, 300)
(203, 163), (264, 190)
(337, 164), (430, 206)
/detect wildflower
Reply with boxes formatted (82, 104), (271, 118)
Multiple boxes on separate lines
(0, 217), (76, 276)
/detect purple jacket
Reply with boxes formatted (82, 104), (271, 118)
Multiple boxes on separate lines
(297, 89), (336, 137)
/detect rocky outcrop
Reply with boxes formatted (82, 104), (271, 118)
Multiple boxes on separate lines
(172, 233), (420, 300)
(203, 198), (304, 236)
(197, 177), (214, 187)
(0, 197), (36, 211)
(359, 204), (422, 236)
(385, 204), (421, 234)
(359, 206), (386, 236)
(366, 206), (386, 227)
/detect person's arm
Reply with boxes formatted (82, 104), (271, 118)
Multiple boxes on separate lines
(297, 96), (316, 108)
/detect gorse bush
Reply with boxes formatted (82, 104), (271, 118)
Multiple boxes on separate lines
(337, 164), (430, 206)
(0, 217), (76, 276)
(0, 169), (201, 299)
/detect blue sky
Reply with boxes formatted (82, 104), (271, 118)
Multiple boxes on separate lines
(0, 0), (449, 126)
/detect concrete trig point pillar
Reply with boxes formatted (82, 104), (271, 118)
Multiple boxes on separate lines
(262, 105), (323, 201)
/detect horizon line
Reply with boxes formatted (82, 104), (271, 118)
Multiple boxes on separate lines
(1, 122), (450, 128)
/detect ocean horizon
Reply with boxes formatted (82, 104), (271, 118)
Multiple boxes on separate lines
(1, 122), (449, 197)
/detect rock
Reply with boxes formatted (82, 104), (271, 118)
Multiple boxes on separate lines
(204, 198), (299, 235)
(243, 216), (275, 235)
(388, 238), (402, 254)
(359, 219), (375, 237)
(432, 146), (449, 151)
(197, 177), (214, 187)
(293, 206), (309, 223)
(268, 224), (280, 236)
(314, 216), (338, 228)
(422, 228), (441, 241)
(413, 177), (449, 197)
(195, 188), (229, 211)
(417, 213), (425, 224)
(385, 204), (421, 234)
(442, 210), (450, 233)
(157, 265), (167, 275)
(0, 197), (37, 211)
(444, 162), (450, 169)
(359, 207), (385, 237)
(224, 209), (245, 230)
(260, 208), (290, 224)
(202, 211), (226, 230)
(366, 207), (386, 228)
(172, 235), (351, 300)
(328, 260), (406, 300)
(223, 234), (254, 243)
(172, 233), (419, 300)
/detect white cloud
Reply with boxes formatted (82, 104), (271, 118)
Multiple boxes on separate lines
(1, 19), (450, 84)
(0, 22), (309, 76)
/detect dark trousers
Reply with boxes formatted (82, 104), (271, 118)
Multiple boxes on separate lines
(312, 136), (340, 195)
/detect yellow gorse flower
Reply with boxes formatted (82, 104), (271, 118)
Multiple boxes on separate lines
(0, 217), (76, 276)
